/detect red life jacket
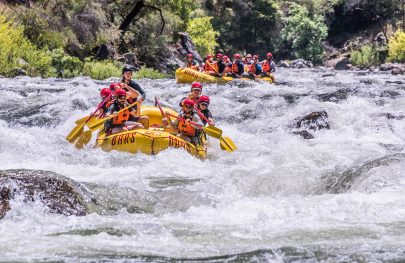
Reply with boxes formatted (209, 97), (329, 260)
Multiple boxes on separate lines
(262, 60), (271, 72)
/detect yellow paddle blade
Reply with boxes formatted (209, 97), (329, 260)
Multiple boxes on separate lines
(74, 130), (92, 149)
(75, 116), (90, 125)
(219, 136), (237, 152)
(66, 123), (85, 143)
(203, 125), (222, 139)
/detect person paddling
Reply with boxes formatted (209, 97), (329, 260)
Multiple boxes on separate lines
(229, 54), (244, 78)
(163, 98), (204, 145)
(96, 88), (113, 117)
(261, 52), (276, 81)
(186, 53), (200, 71)
(197, 95), (215, 126)
(120, 66), (146, 103)
(248, 55), (263, 80)
(179, 81), (203, 107)
(104, 89), (147, 135)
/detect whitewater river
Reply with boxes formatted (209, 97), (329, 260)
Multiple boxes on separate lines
(1, 68), (405, 262)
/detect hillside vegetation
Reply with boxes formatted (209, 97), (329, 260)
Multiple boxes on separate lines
(0, 0), (404, 78)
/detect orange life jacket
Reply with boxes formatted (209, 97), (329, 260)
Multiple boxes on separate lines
(111, 106), (130, 125)
(232, 63), (239, 74)
(262, 61), (271, 72)
(178, 115), (197, 137)
(203, 60), (218, 73)
(249, 63), (257, 74)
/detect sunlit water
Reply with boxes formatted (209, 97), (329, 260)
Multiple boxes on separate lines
(1, 68), (405, 262)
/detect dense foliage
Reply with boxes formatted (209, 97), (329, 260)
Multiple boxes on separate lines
(0, 0), (404, 78)
(388, 31), (405, 63)
(282, 3), (328, 64)
(350, 45), (380, 67)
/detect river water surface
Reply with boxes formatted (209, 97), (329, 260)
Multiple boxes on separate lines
(1, 68), (405, 262)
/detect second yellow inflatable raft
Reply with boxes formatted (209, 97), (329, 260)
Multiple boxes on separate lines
(175, 68), (274, 84)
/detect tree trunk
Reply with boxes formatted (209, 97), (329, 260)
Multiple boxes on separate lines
(119, 0), (145, 33)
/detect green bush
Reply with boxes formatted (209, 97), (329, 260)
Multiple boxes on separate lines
(282, 3), (328, 64)
(350, 45), (380, 67)
(0, 15), (54, 77)
(134, 66), (168, 79)
(50, 48), (83, 78)
(388, 31), (405, 63)
(82, 59), (122, 80)
(187, 16), (219, 56)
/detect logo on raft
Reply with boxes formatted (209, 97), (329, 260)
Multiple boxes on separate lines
(109, 133), (196, 154)
(111, 133), (136, 146)
(183, 68), (200, 78)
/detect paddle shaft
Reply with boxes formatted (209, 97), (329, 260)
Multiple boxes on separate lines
(85, 92), (113, 124)
(166, 113), (203, 129)
(194, 107), (214, 126)
(89, 101), (138, 129)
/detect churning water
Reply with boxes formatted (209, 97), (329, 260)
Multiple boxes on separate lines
(1, 68), (405, 262)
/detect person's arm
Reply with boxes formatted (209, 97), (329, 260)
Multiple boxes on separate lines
(190, 114), (204, 129)
(206, 110), (215, 126)
(270, 61), (277, 73)
(129, 80), (146, 100)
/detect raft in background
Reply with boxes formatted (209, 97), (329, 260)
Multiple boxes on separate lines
(94, 106), (207, 159)
(175, 68), (274, 84)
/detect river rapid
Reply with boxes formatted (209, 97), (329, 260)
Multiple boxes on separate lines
(1, 68), (405, 262)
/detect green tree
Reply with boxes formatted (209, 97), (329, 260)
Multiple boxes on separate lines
(388, 30), (405, 62)
(282, 3), (328, 64)
(209, 0), (282, 56)
(187, 16), (219, 56)
(350, 45), (380, 67)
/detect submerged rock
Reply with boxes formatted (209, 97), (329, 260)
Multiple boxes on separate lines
(293, 111), (330, 131)
(290, 59), (313, 68)
(0, 169), (96, 219)
(292, 130), (314, 139)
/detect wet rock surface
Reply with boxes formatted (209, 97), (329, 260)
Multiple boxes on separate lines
(0, 169), (96, 219)
(293, 111), (330, 131)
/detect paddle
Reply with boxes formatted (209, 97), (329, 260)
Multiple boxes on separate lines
(193, 107), (236, 152)
(193, 107), (223, 138)
(66, 92), (113, 143)
(88, 101), (139, 130)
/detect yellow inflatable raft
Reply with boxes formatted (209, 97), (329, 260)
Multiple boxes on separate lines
(94, 106), (207, 158)
(175, 67), (274, 84)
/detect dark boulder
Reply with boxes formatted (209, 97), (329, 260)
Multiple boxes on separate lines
(122, 53), (141, 70)
(0, 169), (96, 219)
(177, 32), (202, 64)
(9, 68), (27, 77)
(317, 88), (353, 102)
(290, 59), (313, 68)
(293, 111), (330, 131)
(293, 130), (315, 139)
(95, 44), (115, 60)
(334, 58), (350, 70)
(277, 60), (290, 68)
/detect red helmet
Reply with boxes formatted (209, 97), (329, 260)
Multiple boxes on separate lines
(191, 81), (202, 91)
(183, 98), (195, 107)
(206, 54), (212, 59)
(246, 54), (252, 58)
(216, 53), (223, 59)
(253, 55), (259, 59)
(223, 55), (229, 60)
(115, 89), (126, 98)
(199, 95), (210, 104)
(266, 52), (273, 58)
(109, 83), (120, 91)
(187, 53), (193, 58)
(100, 88), (112, 98)
(234, 54), (241, 59)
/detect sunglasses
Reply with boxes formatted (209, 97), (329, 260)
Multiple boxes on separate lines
(200, 103), (208, 107)
(183, 105), (193, 109)
(117, 96), (126, 100)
